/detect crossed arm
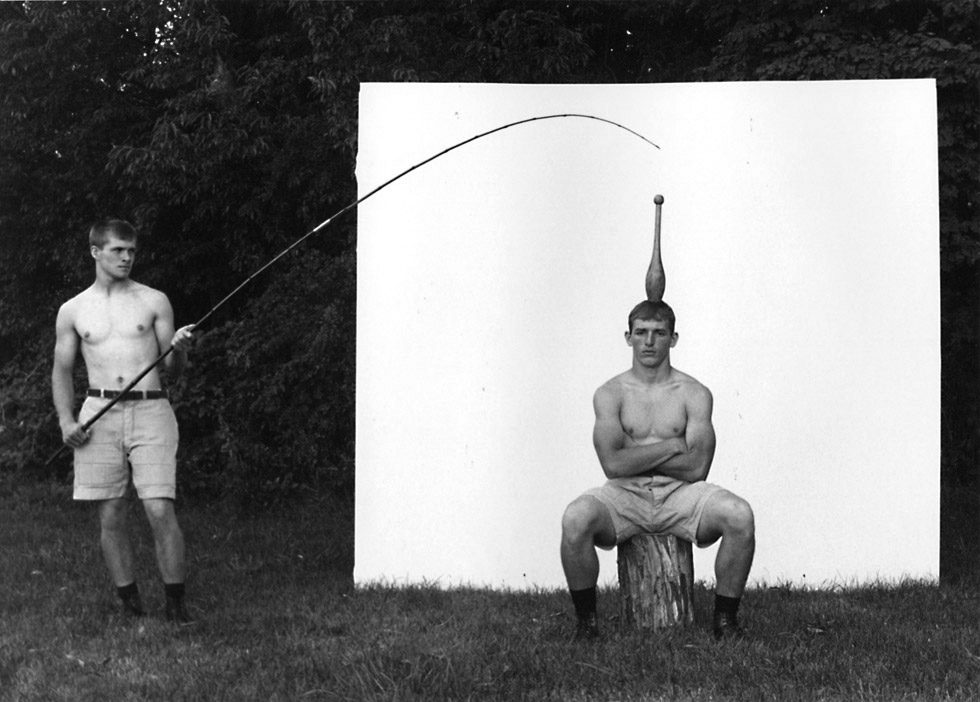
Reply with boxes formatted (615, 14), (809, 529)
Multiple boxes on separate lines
(592, 383), (716, 482)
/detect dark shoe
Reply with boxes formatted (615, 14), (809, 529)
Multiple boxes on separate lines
(165, 596), (196, 626)
(712, 612), (746, 640)
(120, 592), (145, 618)
(573, 614), (600, 641)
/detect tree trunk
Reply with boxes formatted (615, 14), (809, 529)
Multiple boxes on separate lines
(617, 533), (695, 630)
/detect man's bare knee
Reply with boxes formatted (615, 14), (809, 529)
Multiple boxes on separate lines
(700, 491), (755, 542)
(562, 496), (613, 546)
(717, 493), (754, 538)
(142, 498), (178, 529)
(99, 499), (128, 531)
(562, 497), (594, 535)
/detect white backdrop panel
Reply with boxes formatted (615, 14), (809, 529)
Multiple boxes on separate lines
(354, 81), (940, 589)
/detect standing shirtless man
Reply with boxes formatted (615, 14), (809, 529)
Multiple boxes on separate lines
(52, 218), (196, 624)
(560, 299), (755, 640)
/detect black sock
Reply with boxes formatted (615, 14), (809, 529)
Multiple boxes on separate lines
(116, 582), (145, 616)
(570, 587), (597, 620)
(164, 582), (185, 600)
(714, 594), (740, 618)
(116, 582), (139, 601)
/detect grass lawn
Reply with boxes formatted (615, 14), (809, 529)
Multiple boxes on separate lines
(1, 481), (979, 701)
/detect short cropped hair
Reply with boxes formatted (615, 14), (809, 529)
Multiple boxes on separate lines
(628, 299), (676, 334)
(89, 218), (138, 249)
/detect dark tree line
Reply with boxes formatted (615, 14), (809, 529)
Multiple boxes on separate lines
(1, 1), (977, 573)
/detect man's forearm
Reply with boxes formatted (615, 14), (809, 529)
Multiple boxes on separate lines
(164, 348), (187, 377)
(654, 447), (712, 482)
(51, 369), (76, 426)
(600, 437), (686, 479)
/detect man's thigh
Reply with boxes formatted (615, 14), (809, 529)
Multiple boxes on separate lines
(586, 495), (617, 549)
(695, 488), (747, 545)
(566, 494), (617, 548)
(73, 399), (128, 501)
(128, 400), (179, 500)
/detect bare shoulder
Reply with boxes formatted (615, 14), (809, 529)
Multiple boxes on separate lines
(131, 281), (171, 309)
(131, 280), (165, 299)
(593, 371), (630, 408)
(56, 286), (92, 322)
(671, 368), (713, 405)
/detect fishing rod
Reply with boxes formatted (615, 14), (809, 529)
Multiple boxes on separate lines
(46, 112), (660, 465)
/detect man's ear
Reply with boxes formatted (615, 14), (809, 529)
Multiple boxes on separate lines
(90, 245), (99, 259)
(624, 330), (632, 345)
(670, 332), (679, 348)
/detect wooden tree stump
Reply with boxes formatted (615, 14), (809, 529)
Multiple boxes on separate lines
(618, 533), (695, 630)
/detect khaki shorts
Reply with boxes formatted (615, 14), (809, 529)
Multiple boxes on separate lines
(583, 475), (724, 548)
(73, 397), (179, 501)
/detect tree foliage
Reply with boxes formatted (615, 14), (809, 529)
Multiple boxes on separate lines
(1, 2), (977, 534)
(0, 0), (595, 503)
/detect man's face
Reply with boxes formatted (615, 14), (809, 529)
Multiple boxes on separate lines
(92, 234), (137, 279)
(625, 317), (677, 367)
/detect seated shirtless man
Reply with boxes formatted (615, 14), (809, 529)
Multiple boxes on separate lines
(560, 299), (755, 640)
(51, 218), (196, 624)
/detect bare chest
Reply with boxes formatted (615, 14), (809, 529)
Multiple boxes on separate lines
(619, 384), (688, 443)
(75, 294), (156, 347)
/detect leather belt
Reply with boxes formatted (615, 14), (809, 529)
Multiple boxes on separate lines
(87, 389), (168, 401)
